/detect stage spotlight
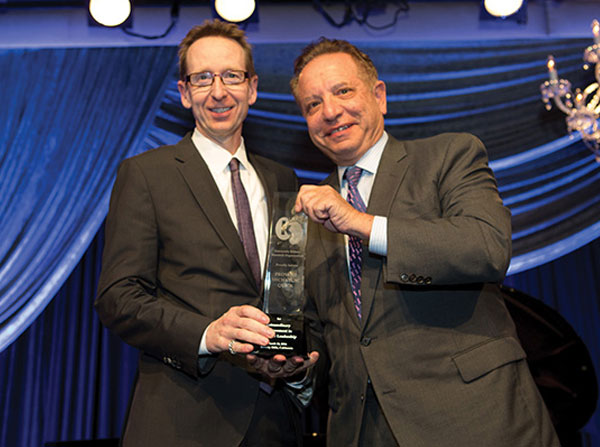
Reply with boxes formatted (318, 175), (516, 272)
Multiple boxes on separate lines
(214, 0), (256, 23)
(89, 0), (132, 27)
(483, 0), (523, 18)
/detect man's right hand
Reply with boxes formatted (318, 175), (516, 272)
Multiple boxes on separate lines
(294, 184), (373, 240)
(205, 305), (275, 354)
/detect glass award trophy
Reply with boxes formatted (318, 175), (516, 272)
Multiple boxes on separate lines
(253, 192), (308, 357)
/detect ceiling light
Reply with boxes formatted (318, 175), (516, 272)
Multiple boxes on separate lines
(483, 0), (523, 18)
(214, 0), (256, 23)
(89, 0), (132, 27)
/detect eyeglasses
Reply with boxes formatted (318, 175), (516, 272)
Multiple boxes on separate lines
(185, 70), (249, 88)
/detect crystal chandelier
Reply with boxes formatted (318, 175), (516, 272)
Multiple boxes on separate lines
(540, 20), (600, 162)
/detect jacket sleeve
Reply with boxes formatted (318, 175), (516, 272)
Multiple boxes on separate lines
(94, 158), (209, 378)
(383, 133), (512, 286)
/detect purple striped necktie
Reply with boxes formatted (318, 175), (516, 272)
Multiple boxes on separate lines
(344, 166), (366, 320)
(229, 158), (262, 290)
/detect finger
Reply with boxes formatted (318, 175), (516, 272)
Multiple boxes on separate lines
(235, 317), (275, 340)
(246, 354), (265, 367)
(303, 200), (327, 224)
(228, 340), (256, 355)
(323, 219), (341, 233)
(294, 186), (311, 213)
(282, 361), (301, 374)
(307, 351), (320, 365)
(222, 306), (274, 341)
(296, 185), (327, 211)
(209, 319), (271, 353)
(236, 305), (270, 324)
(229, 328), (271, 348)
(267, 359), (285, 373)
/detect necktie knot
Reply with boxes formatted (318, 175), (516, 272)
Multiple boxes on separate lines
(229, 157), (240, 173)
(344, 166), (363, 188)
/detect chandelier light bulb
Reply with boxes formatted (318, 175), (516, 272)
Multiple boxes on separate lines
(89, 0), (132, 27)
(214, 0), (256, 23)
(483, 0), (523, 18)
(592, 19), (600, 44)
(547, 55), (558, 81)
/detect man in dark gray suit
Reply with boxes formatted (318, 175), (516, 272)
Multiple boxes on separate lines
(95, 20), (317, 447)
(292, 38), (559, 446)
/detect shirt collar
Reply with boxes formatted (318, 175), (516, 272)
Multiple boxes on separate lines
(337, 131), (389, 184)
(191, 128), (250, 173)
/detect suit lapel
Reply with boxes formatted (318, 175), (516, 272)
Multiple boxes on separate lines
(248, 152), (278, 290)
(360, 136), (409, 326)
(248, 153), (277, 229)
(173, 135), (258, 292)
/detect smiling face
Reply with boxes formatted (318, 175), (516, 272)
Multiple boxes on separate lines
(177, 36), (258, 153)
(296, 52), (387, 166)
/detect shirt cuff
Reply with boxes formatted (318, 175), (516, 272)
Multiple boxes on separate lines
(368, 215), (387, 256)
(198, 327), (211, 355)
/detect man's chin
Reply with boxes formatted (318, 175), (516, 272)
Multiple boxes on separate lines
(319, 143), (361, 166)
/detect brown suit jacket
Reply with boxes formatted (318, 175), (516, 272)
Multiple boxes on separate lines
(95, 133), (298, 446)
(305, 133), (559, 446)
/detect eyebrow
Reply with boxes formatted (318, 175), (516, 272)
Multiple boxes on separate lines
(190, 67), (245, 73)
(331, 82), (350, 90)
(301, 82), (352, 102)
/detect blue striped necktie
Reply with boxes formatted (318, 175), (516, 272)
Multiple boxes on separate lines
(344, 166), (366, 320)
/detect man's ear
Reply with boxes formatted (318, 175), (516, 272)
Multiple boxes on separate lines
(373, 80), (387, 115)
(248, 74), (259, 106)
(177, 80), (192, 109)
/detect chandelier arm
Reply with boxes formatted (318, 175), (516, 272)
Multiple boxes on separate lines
(553, 96), (575, 115)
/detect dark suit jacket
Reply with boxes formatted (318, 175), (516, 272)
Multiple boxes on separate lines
(95, 133), (298, 446)
(305, 133), (559, 446)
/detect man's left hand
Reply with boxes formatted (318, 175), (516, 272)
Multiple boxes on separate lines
(247, 351), (319, 379)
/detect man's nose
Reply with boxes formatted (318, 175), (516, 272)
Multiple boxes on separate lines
(322, 97), (342, 121)
(209, 75), (228, 99)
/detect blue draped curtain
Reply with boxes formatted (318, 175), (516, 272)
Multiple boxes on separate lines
(0, 229), (138, 445)
(0, 46), (178, 351)
(0, 40), (598, 446)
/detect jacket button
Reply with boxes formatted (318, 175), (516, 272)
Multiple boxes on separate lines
(400, 273), (409, 282)
(360, 394), (364, 401)
(409, 274), (417, 282)
(417, 276), (424, 284)
(361, 337), (371, 346)
(425, 277), (432, 284)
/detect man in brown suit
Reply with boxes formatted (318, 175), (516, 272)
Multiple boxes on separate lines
(292, 38), (559, 446)
(95, 20), (316, 447)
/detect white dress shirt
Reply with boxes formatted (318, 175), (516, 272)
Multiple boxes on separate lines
(191, 129), (269, 355)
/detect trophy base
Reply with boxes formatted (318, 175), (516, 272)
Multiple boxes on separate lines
(252, 314), (306, 358)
